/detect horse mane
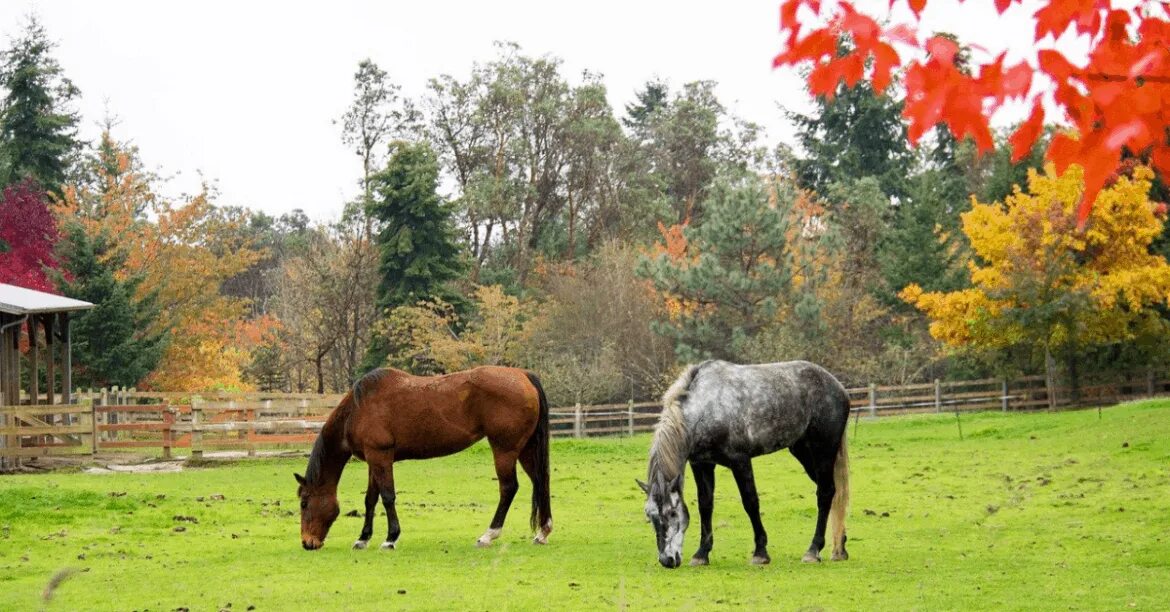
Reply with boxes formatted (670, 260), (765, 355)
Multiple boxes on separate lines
(648, 362), (709, 483)
(305, 369), (393, 486)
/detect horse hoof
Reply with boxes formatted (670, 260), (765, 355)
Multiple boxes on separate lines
(352, 540), (368, 550)
(532, 534), (548, 545)
(750, 555), (770, 565)
(690, 557), (709, 566)
(802, 551), (822, 563)
(380, 541), (396, 550)
(476, 537), (493, 548)
(831, 551), (849, 561)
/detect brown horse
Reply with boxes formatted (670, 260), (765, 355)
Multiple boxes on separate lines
(295, 366), (552, 551)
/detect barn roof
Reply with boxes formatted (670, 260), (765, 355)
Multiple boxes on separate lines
(0, 283), (94, 315)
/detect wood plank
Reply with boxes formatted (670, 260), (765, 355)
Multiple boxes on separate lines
(0, 446), (90, 458)
(98, 423), (169, 432)
(95, 405), (173, 413)
(0, 405), (92, 416)
(0, 425), (92, 436)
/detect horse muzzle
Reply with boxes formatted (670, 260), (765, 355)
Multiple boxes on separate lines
(302, 537), (323, 551)
(659, 552), (682, 569)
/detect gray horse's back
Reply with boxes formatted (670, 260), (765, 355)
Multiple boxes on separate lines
(684, 360), (849, 461)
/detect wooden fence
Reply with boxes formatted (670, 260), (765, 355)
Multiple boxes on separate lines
(2, 371), (1167, 461)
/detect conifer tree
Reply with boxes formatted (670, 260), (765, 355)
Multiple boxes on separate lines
(360, 142), (467, 371)
(0, 16), (80, 192)
(55, 222), (167, 388)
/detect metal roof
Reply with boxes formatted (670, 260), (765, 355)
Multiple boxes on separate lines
(0, 283), (94, 315)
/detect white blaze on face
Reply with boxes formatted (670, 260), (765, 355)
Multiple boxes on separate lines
(661, 491), (686, 559)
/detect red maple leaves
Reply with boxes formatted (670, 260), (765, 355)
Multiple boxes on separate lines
(0, 179), (60, 292)
(774, 0), (1170, 225)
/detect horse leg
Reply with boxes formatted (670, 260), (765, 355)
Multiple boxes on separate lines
(519, 445), (552, 544)
(689, 461), (716, 566)
(803, 453), (837, 563)
(477, 447), (520, 547)
(366, 449), (401, 550)
(353, 468), (379, 549)
(730, 459), (769, 565)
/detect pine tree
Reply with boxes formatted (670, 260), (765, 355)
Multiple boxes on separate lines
(640, 175), (794, 361)
(787, 78), (912, 201)
(54, 222), (167, 388)
(622, 79), (668, 132)
(360, 142), (467, 371)
(0, 16), (80, 192)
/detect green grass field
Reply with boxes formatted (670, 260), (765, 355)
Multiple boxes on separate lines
(1, 401), (1167, 611)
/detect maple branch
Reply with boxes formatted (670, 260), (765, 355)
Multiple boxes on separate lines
(1079, 72), (1170, 84)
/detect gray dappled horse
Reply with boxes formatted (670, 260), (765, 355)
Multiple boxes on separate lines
(639, 360), (850, 568)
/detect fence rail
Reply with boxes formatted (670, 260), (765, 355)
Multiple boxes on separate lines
(2, 371), (1168, 460)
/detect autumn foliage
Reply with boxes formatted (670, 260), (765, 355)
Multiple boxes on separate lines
(0, 179), (58, 291)
(901, 164), (1170, 353)
(773, 0), (1170, 224)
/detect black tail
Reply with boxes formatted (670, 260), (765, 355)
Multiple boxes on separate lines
(524, 372), (552, 533)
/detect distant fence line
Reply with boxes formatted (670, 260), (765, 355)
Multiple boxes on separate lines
(1, 371), (1166, 461)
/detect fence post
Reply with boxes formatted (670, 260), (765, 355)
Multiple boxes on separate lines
(1147, 369), (1155, 397)
(934, 379), (942, 413)
(162, 406), (174, 460)
(248, 401), (264, 457)
(574, 403), (583, 439)
(85, 398), (96, 455)
(627, 399), (635, 436)
(1001, 379), (1010, 411)
(868, 383), (877, 418)
(191, 397), (204, 459)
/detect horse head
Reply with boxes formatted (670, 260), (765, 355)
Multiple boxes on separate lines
(295, 473), (340, 550)
(638, 472), (688, 568)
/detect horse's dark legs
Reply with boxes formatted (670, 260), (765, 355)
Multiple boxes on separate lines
(353, 469), (380, 549)
(478, 448), (520, 547)
(365, 449), (400, 549)
(689, 461), (716, 566)
(519, 447), (552, 543)
(791, 442), (836, 563)
(730, 459), (769, 564)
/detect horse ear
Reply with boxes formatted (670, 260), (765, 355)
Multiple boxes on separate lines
(294, 473), (306, 486)
(635, 479), (650, 494)
(670, 473), (684, 491)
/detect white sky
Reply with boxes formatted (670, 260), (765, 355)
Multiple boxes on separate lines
(2, 0), (1055, 221)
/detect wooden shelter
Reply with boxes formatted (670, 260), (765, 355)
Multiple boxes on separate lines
(0, 283), (93, 466)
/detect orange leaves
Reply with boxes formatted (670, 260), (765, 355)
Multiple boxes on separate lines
(774, 0), (903, 98)
(1009, 101), (1045, 163)
(774, 0), (1170, 225)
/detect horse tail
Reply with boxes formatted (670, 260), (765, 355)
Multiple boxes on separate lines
(524, 372), (552, 535)
(830, 423), (850, 560)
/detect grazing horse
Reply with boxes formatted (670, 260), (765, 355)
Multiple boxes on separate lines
(639, 360), (850, 568)
(295, 366), (552, 551)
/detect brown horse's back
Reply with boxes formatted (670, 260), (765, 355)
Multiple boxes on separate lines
(347, 367), (541, 461)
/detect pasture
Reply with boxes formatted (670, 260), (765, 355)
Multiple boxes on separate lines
(1, 401), (1167, 610)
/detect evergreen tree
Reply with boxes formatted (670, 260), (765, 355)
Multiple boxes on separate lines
(787, 79), (912, 200)
(622, 79), (668, 132)
(54, 222), (167, 388)
(0, 16), (80, 192)
(360, 141), (467, 371)
(640, 175), (794, 361)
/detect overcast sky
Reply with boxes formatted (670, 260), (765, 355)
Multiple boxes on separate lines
(2, 0), (1050, 221)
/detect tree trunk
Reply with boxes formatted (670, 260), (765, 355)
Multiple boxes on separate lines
(1044, 346), (1057, 410)
(315, 351), (326, 394)
(1066, 348), (1081, 405)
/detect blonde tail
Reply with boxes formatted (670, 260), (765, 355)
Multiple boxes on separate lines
(830, 432), (850, 561)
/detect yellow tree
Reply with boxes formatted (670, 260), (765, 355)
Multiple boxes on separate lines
(377, 285), (534, 375)
(57, 134), (264, 391)
(902, 164), (1170, 399)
